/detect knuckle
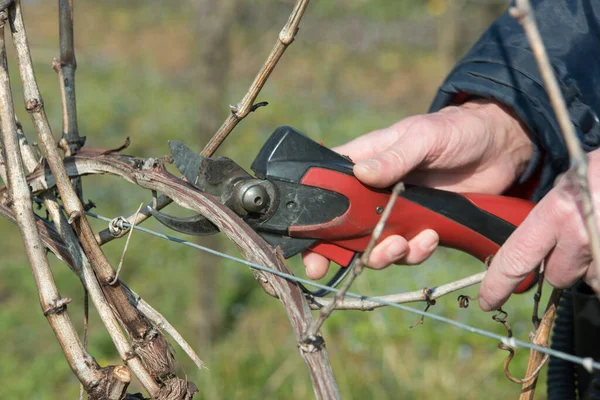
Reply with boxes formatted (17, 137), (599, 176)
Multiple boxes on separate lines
(495, 250), (533, 280)
(546, 192), (590, 243)
(550, 190), (579, 219)
(545, 269), (578, 289)
(409, 115), (449, 152)
(407, 116), (445, 142)
(383, 148), (410, 175)
(574, 225), (592, 249)
(546, 250), (590, 288)
(412, 115), (439, 131)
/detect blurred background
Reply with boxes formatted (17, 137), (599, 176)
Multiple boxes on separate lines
(0, 0), (552, 398)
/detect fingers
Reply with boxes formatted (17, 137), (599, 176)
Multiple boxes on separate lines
(353, 147), (423, 188)
(303, 251), (330, 280)
(543, 236), (591, 289)
(332, 116), (425, 163)
(368, 230), (439, 267)
(353, 119), (440, 188)
(479, 204), (556, 311)
(332, 116), (444, 189)
(366, 235), (409, 269)
(401, 229), (440, 265)
(303, 230), (439, 278)
(479, 189), (586, 311)
(332, 127), (399, 163)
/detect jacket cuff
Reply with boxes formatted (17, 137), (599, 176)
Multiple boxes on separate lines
(429, 45), (600, 200)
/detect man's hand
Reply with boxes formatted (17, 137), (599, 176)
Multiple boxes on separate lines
(479, 150), (600, 310)
(304, 99), (533, 279)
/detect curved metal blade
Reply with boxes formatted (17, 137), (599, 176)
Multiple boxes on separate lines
(149, 207), (219, 236)
(169, 140), (203, 185)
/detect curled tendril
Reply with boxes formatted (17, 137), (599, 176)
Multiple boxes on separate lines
(491, 307), (546, 384)
(409, 288), (436, 329)
(457, 294), (479, 308)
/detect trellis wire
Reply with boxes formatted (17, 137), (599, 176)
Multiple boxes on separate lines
(72, 208), (600, 373)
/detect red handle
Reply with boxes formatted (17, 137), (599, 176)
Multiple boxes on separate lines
(294, 168), (537, 293)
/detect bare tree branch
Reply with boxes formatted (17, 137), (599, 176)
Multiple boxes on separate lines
(4, 3), (152, 396)
(54, 0), (84, 204)
(133, 293), (207, 371)
(7, 1), (183, 395)
(519, 288), (562, 399)
(201, 0), (310, 155)
(13, 79), (154, 400)
(20, 141), (152, 398)
(95, 0), (311, 246)
(8, 126), (208, 379)
(511, 0), (600, 295)
(309, 271), (485, 310)
(106, 366), (132, 400)
(0, 8), (105, 392)
(55, 0), (84, 156)
(0, 195), (208, 381)
(25, 2), (202, 392)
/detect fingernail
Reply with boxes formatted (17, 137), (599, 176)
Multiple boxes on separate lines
(419, 230), (439, 252)
(386, 241), (405, 262)
(479, 297), (492, 311)
(356, 159), (381, 174)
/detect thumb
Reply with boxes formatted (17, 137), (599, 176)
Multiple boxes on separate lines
(354, 128), (429, 188)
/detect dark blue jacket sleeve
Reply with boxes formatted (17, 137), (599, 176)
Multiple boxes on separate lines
(430, 0), (600, 200)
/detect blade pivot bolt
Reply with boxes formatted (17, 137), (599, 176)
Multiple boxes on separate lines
(239, 182), (270, 213)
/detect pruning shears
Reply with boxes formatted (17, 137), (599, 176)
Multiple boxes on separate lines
(151, 126), (537, 296)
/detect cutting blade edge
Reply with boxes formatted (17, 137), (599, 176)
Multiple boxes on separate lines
(169, 140), (203, 185)
(149, 207), (219, 236)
